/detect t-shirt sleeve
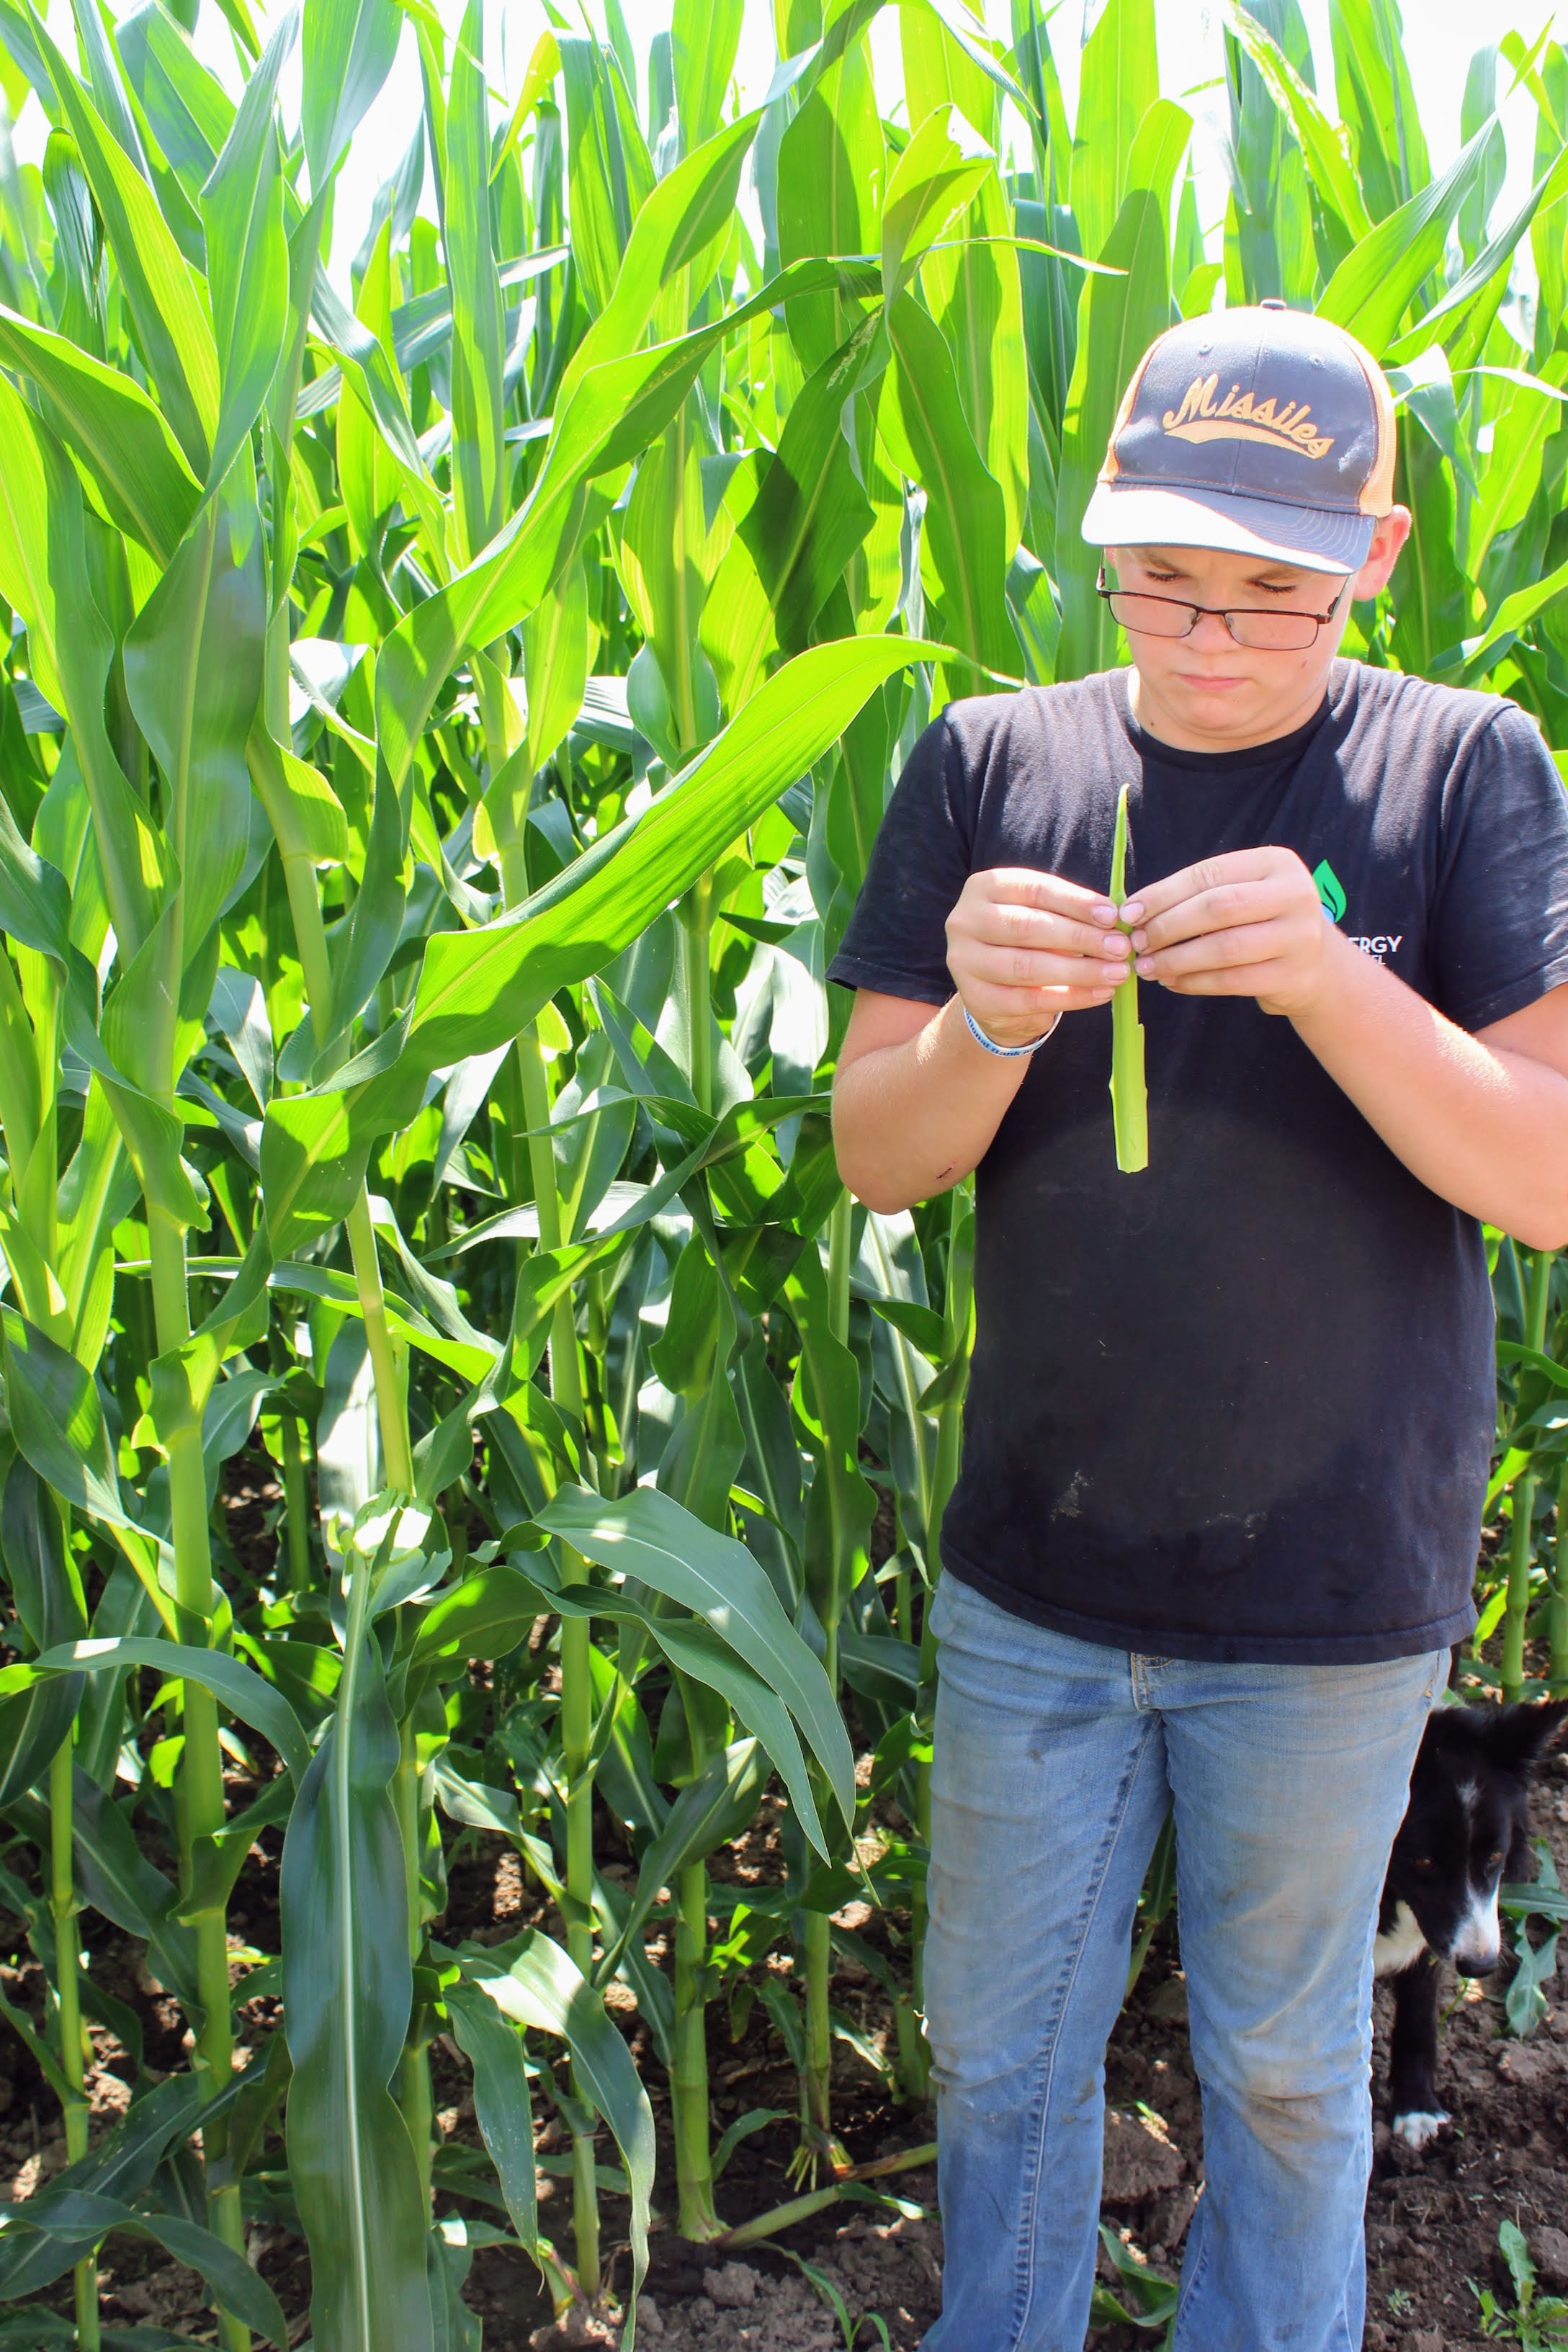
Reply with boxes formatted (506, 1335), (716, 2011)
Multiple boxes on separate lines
(826, 712), (975, 1003)
(1430, 702), (1568, 1032)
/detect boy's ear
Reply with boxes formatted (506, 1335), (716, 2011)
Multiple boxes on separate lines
(1351, 507), (1411, 602)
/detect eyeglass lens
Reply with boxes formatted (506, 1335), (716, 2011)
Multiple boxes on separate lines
(1103, 590), (1328, 653)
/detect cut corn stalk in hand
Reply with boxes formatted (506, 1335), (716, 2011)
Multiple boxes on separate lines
(1109, 783), (1149, 1175)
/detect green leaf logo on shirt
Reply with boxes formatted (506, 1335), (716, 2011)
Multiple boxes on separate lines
(1312, 859), (1347, 924)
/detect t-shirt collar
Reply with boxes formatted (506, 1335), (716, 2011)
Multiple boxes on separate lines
(1109, 661), (1337, 775)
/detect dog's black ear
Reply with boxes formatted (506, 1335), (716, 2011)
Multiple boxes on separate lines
(1485, 1699), (1568, 1779)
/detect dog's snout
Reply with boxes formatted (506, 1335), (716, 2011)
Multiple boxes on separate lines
(1449, 1890), (1502, 1978)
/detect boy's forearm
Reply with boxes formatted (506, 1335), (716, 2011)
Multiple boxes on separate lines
(832, 996), (1034, 1213)
(1289, 940), (1568, 1246)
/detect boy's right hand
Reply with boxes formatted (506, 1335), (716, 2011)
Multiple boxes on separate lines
(945, 868), (1133, 1047)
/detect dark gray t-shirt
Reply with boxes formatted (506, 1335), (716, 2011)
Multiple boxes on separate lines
(828, 661), (1568, 1663)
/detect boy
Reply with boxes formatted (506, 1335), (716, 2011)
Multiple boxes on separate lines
(828, 304), (1568, 2350)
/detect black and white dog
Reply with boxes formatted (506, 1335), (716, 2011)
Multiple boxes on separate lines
(1374, 1697), (1567, 2149)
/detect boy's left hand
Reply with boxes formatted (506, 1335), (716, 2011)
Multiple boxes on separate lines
(1123, 847), (1350, 1019)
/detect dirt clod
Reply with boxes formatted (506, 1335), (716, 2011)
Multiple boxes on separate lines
(1101, 2106), (1186, 2202)
(1533, 2222), (1568, 2288)
(707, 2263), (758, 2309)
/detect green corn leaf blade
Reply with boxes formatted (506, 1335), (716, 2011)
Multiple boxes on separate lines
(902, 1), (1006, 147)
(29, 7), (218, 474)
(279, 1619), (434, 2351)
(0, 0), (54, 120)
(375, 254), (874, 790)
(1468, 374), (1561, 576)
(1222, 1), (1374, 243)
(0, 2075), (203, 2297)
(456, 1932), (655, 2297)
(123, 454), (268, 978)
(120, 2209), (291, 2348)
(1090, 2222), (1179, 2329)
(0, 1679), (79, 1820)
(520, 556), (590, 780)
(408, 1562), (542, 1673)
(1443, 553), (1568, 684)
(177, 1772), (295, 1927)
(66, 0), (150, 184)
(539, 1482), (856, 1831)
(542, 1555), (831, 1861)
(300, 0), (402, 193)
(15, 1636), (310, 1786)
(878, 102), (987, 310)
(0, 1462), (86, 1652)
(41, 130), (102, 357)
(558, 107), (763, 410)
(786, 1237), (878, 1646)
(198, 4), (293, 494)
(309, 263), (439, 522)
(672, 0), (742, 153)
(779, 30), (885, 367)
(0, 1459), (84, 1807)
(1328, 0), (1429, 223)
(1317, 109), (1506, 357)
(557, 30), (656, 320)
(4, 1768), (198, 2007)
(118, 1), (236, 197)
(0, 790), (70, 967)
(588, 1644), (669, 1841)
(251, 634), (936, 1256)
(604, 1737), (769, 1977)
(1389, 136), (1568, 375)
(0, 2189), (288, 2345)
(706, 326), (877, 707)
(921, 158), (1030, 556)
(55, 1088), (137, 1373)
(444, 1978), (540, 2264)
(0, 305), (202, 565)
(433, 1759), (525, 1848)
(884, 290), (1020, 686)
(1222, 0), (1318, 307)
(0, 1304), (147, 1551)
(442, 0), (506, 565)
(0, 366), (163, 957)
(247, 724), (350, 868)
(1070, 0), (1160, 261)
(638, 1616), (828, 1860)
(1054, 189), (1171, 680)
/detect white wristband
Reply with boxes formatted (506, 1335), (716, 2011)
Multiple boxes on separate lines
(962, 1003), (1062, 1058)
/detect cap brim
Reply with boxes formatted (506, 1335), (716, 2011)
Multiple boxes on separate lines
(1080, 480), (1374, 576)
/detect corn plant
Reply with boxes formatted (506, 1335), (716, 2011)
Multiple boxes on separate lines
(0, 1), (1564, 2347)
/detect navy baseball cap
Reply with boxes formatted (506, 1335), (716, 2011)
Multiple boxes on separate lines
(1080, 302), (1397, 576)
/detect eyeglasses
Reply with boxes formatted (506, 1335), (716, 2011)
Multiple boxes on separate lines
(1096, 564), (1349, 653)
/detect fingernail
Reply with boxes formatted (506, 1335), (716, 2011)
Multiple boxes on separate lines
(1135, 958), (1153, 978)
(1120, 900), (1144, 922)
(1091, 903), (1118, 926)
(1130, 929), (1147, 950)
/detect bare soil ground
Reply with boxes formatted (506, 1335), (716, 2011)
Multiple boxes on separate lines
(3, 1465), (1564, 2349)
(4, 1745), (1565, 2349)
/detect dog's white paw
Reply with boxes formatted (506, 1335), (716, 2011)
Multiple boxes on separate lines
(1392, 2109), (1450, 2150)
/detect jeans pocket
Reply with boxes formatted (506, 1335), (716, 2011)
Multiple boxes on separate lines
(928, 1571), (958, 1647)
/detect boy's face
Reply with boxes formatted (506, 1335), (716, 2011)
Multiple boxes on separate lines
(1107, 511), (1409, 751)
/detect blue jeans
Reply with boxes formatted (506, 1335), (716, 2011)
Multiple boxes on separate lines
(920, 1573), (1446, 2352)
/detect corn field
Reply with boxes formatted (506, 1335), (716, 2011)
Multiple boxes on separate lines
(0, 0), (1562, 2341)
